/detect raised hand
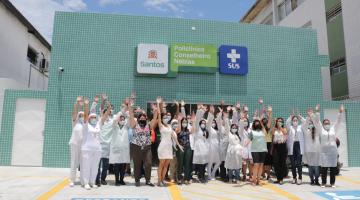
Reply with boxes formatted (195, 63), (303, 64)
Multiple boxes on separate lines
(173, 100), (179, 107)
(339, 104), (345, 113)
(101, 94), (107, 101)
(180, 100), (185, 107)
(84, 98), (89, 105)
(267, 106), (273, 113)
(307, 108), (313, 117)
(156, 96), (162, 104)
(235, 102), (241, 110)
(220, 99), (225, 105)
(315, 104), (320, 112)
(94, 95), (99, 103)
(226, 106), (231, 112)
(258, 97), (264, 104)
(209, 105), (215, 114)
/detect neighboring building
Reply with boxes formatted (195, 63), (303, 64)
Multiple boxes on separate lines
(241, 0), (360, 101)
(0, 0), (51, 132)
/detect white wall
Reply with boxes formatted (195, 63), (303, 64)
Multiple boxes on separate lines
(342, 0), (360, 100)
(0, 2), (49, 90)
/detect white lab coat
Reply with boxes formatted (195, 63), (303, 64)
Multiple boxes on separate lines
(81, 121), (102, 185)
(216, 113), (229, 162)
(301, 118), (320, 166)
(192, 109), (209, 164)
(99, 116), (116, 158)
(206, 113), (221, 164)
(109, 112), (130, 164)
(312, 112), (345, 167)
(286, 117), (305, 155)
(224, 118), (243, 169)
(238, 120), (253, 160)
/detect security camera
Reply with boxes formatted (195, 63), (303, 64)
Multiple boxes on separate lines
(58, 67), (64, 72)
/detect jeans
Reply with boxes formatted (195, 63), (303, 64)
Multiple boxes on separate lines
(289, 141), (302, 180)
(96, 158), (109, 183)
(308, 166), (320, 184)
(228, 169), (240, 180)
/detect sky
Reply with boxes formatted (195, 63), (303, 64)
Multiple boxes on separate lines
(9, 0), (256, 44)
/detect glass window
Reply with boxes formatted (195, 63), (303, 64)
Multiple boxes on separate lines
(27, 46), (38, 65)
(278, 2), (286, 21)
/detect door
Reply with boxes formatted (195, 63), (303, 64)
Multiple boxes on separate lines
(11, 98), (46, 166)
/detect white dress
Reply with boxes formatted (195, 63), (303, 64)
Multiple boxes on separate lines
(109, 121), (130, 164)
(207, 113), (221, 164)
(158, 125), (174, 159)
(302, 120), (320, 166)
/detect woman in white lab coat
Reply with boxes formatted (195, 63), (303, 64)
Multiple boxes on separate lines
(216, 109), (229, 182)
(69, 96), (85, 187)
(302, 109), (321, 186)
(206, 106), (221, 181)
(109, 104), (131, 186)
(286, 114), (305, 185)
(192, 104), (210, 183)
(312, 104), (345, 188)
(81, 98), (107, 190)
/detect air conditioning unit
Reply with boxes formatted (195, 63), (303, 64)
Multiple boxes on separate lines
(40, 58), (49, 72)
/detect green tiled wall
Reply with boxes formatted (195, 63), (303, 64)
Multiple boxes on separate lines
(1, 12), (360, 167)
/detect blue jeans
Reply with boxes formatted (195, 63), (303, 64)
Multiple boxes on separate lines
(290, 141), (302, 180)
(228, 169), (240, 180)
(308, 166), (320, 184)
(96, 158), (109, 183)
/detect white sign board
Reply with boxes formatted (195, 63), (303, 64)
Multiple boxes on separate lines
(137, 44), (168, 75)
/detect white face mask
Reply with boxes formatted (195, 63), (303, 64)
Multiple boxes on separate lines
(90, 119), (97, 126)
(231, 128), (237, 134)
(78, 117), (84, 123)
(119, 120), (125, 126)
(182, 123), (188, 128)
(324, 124), (330, 131)
(211, 123), (216, 128)
(292, 121), (298, 126)
(200, 124), (206, 129)
(163, 117), (170, 124)
(172, 124), (178, 130)
(308, 124), (314, 129)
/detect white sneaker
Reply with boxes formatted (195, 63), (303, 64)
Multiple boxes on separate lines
(292, 179), (297, 184)
(69, 182), (75, 187)
(321, 184), (326, 188)
(297, 179), (302, 185)
(331, 184), (336, 188)
(84, 184), (91, 190)
(91, 184), (98, 188)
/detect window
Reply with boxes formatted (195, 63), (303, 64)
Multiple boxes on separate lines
(278, 0), (305, 21)
(330, 57), (346, 75)
(27, 46), (38, 65)
(326, 2), (342, 22)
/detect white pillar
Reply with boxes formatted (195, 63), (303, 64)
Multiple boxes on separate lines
(272, 0), (279, 25)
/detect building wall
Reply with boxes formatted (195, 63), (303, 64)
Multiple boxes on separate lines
(1, 12), (360, 167)
(0, 2), (50, 90)
(342, 0), (360, 99)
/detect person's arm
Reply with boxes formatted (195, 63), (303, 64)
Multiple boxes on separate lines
(231, 107), (239, 125)
(126, 98), (136, 128)
(223, 112), (230, 135)
(100, 94), (108, 116)
(156, 98), (163, 129)
(84, 98), (89, 123)
(259, 117), (267, 135)
(90, 96), (99, 114)
(286, 115), (292, 131)
(215, 108), (223, 133)
(171, 131), (184, 152)
(310, 104), (322, 131)
(334, 104), (345, 133)
(267, 106), (273, 129)
(192, 105), (205, 134)
(101, 103), (111, 125)
(174, 100), (180, 119)
(206, 105), (215, 130)
(72, 96), (82, 123)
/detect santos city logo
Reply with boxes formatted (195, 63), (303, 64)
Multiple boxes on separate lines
(136, 43), (248, 76)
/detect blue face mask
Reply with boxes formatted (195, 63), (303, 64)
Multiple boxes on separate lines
(90, 119), (97, 126)
(78, 117), (84, 123)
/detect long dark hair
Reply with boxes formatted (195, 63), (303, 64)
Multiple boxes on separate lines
(311, 126), (316, 141)
(231, 124), (241, 141)
(274, 117), (284, 129)
(212, 119), (218, 131)
(261, 118), (270, 133)
(180, 118), (189, 132)
(252, 119), (262, 131)
(199, 119), (209, 139)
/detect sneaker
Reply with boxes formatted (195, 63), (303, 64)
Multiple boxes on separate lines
(115, 181), (121, 186)
(184, 180), (190, 185)
(135, 182), (140, 187)
(297, 179), (302, 185)
(101, 180), (107, 185)
(279, 180), (284, 185)
(292, 179), (297, 184)
(331, 184), (336, 188)
(84, 184), (91, 190)
(91, 184), (98, 188)
(119, 180), (126, 185)
(69, 182), (75, 187)
(321, 184), (326, 188)
(146, 182), (155, 187)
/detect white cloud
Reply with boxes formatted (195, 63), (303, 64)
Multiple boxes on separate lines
(9, 0), (88, 44)
(99, 0), (127, 6)
(63, 0), (87, 11)
(144, 0), (187, 13)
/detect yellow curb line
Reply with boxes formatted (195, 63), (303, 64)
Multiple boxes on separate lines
(337, 176), (360, 185)
(168, 183), (185, 200)
(261, 182), (301, 200)
(36, 178), (70, 200)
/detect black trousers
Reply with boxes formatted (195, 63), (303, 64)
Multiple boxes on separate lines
(114, 163), (126, 183)
(130, 144), (152, 183)
(194, 164), (206, 181)
(219, 161), (228, 180)
(273, 143), (288, 181)
(96, 158), (109, 183)
(321, 167), (336, 185)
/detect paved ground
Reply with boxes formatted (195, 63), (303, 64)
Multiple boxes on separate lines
(0, 166), (359, 200)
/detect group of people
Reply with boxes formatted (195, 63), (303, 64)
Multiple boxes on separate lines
(69, 94), (346, 190)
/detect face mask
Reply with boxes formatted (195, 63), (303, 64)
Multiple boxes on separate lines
(90, 119), (97, 126)
(231, 128), (237, 134)
(308, 124), (314, 129)
(211, 123), (216, 128)
(278, 122), (283, 127)
(182, 123), (188, 128)
(78, 117), (84, 123)
(324, 124), (330, 131)
(200, 124), (206, 129)
(139, 120), (147, 127)
(172, 124), (178, 130)
(110, 110), (114, 115)
(163, 118), (170, 124)
(292, 121), (298, 126)
(243, 121), (248, 127)
(119, 121), (125, 126)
